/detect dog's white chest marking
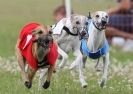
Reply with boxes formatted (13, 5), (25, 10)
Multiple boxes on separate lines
(87, 22), (105, 52)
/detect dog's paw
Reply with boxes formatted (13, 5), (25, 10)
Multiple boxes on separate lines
(82, 82), (88, 88)
(42, 80), (50, 89)
(99, 78), (106, 88)
(24, 81), (32, 89)
(53, 69), (56, 73)
(82, 84), (88, 88)
(100, 80), (105, 88)
(81, 81), (88, 88)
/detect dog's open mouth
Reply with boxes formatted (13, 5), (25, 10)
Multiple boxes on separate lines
(96, 22), (107, 30)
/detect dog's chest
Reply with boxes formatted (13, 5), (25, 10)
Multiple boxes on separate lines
(37, 47), (49, 62)
(87, 28), (105, 51)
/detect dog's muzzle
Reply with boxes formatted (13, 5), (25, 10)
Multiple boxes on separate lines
(79, 28), (89, 40)
(101, 20), (107, 26)
(94, 20), (107, 31)
(80, 30), (87, 37)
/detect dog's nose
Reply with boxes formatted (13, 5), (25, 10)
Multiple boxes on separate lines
(101, 20), (107, 25)
(81, 31), (87, 36)
(45, 38), (50, 43)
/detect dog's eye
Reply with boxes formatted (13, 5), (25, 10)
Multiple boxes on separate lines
(76, 21), (80, 24)
(85, 22), (88, 25)
(38, 30), (43, 34)
(105, 15), (108, 18)
(96, 15), (99, 18)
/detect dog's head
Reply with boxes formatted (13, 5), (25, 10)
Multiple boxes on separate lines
(92, 11), (109, 30)
(32, 26), (53, 48)
(71, 14), (88, 37)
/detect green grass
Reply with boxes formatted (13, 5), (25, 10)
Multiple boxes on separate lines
(0, 0), (133, 94)
(0, 64), (133, 94)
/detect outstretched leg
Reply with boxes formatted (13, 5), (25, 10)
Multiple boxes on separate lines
(78, 53), (88, 88)
(38, 68), (48, 89)
(15, 44), (29, 83)
(70, 50), (87, 88)
(100, 53), (110, 88)
(16, 39), (36, 89)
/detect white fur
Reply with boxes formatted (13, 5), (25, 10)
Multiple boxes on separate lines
(53, 15), (88, 87)
(86, 11), (110, 87)
(39, 12), (110, 88)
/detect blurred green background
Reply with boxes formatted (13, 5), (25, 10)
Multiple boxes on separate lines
(0, 0), (115, 57)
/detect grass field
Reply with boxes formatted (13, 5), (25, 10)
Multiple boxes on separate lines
(0, 0), (133, 94)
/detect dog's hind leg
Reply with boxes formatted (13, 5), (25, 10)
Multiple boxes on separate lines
(58, 46), (68, 69)
(100, 53), (110, 88)
(95, 58), (102, 71)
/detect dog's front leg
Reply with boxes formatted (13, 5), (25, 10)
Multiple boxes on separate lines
(72, 50), (87, 88)
(100, 52), (110, 88)
(27, 67), (36, 83)
(42, 65), (54, 89)
(78, 54), (88, 88)
(15, 44), (29, 83)
(58, 46), (68, 68)
(38, 68), (48, 89)
(82, 56), (87, 68)
(23, 65), (36, 89)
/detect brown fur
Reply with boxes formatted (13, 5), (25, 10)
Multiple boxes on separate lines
(15, 25), (55, 87)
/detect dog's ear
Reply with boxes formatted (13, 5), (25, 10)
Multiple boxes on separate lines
(32, 25), (49, 35)
(92, 12), (98, 20)
(70, 14), (77, 21)
(32, 29), (43, 35)
(87, 12), (92, 19)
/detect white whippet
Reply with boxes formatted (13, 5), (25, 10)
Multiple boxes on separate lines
(80, 11), (110, 87)
(51, 14), (88, 88)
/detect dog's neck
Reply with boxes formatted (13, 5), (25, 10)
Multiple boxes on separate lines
(87, 22), (106, 52)
(64, 18), (79, 34)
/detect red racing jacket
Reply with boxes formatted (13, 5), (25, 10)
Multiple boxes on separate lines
(18, 22), (58, 70)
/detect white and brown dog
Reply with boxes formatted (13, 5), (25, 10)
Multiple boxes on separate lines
(15, 23), (58, 89)
(80, 11), (110, 87)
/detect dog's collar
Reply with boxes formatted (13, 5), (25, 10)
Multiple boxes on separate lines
(63, 26), (78, 36)
(38, 57), (50, 68)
